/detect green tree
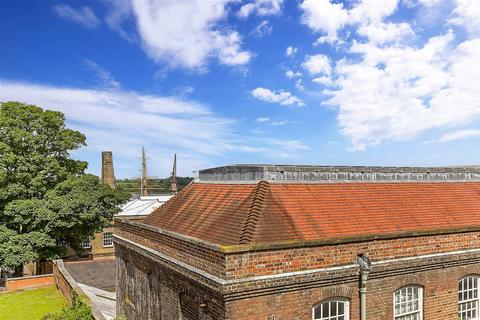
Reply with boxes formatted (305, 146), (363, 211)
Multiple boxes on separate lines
(0, 101), (128, 273)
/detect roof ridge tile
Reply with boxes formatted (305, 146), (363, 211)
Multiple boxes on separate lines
(239, 180), (269, 244)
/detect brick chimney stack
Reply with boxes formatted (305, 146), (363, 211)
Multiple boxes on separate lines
(101, 151), (116, 189)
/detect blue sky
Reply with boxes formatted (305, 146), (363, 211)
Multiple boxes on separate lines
(1, 0), (479, 178)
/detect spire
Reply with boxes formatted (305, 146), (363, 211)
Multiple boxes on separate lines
(141, 146), (149, 196)
(170, 153), (177, 194)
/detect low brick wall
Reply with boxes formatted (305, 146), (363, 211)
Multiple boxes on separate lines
(6, 274), (54, 291)
(53, 259), (76, 306)
(52, 259), (107, 320)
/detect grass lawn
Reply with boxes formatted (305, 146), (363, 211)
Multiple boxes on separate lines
(0, 285), (65, 320)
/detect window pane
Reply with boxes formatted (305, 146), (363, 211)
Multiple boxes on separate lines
(103, 232), (113, 247)
(322, 302), (329, 318)
(331, 301), (337, 315)
(313, 300), (348, 320)
(458, 277), (480, 320)
(80, 237), (91, 248)
(394, 286), (422, 319)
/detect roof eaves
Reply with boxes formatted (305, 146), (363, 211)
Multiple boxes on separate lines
(219, 225), (480, 253)
(114, 217), (223, 251)
(116, 218), (480, 255)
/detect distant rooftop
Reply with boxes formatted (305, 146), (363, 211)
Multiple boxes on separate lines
(198, 164), (480, 183)
(117, 194), (173, 217)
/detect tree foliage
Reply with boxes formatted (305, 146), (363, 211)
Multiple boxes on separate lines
(43, 291), (92, 320)
(0, 102), (129, 270)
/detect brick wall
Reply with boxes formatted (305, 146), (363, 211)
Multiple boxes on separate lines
(115, 219), (226, 278)
(115, 220), (480, 320)
(225, 256), (480, 319)
(53, 259), (78, 306)
(115, 243), (225, 320)
(52, 260), (107, 320)
(6, 274), (54, 291)
(226, 284), (358, 319)
(116, 241), (480, 320)
(116, 218), (480, 280)
(225, 232), (480, 279)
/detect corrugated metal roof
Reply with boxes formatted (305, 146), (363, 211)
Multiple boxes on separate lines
(117, 195), (172, 217)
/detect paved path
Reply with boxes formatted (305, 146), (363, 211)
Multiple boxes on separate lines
(78, 283), (116, 320)
(63, 258), (117, 319)
(64, 259), (116, 292)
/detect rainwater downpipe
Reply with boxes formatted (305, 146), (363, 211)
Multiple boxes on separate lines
(357, 254), (372, 320)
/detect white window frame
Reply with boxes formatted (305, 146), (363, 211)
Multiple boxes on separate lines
(393, 285), (423, 320)
(458, 275), (480, 320)
(312, 298), (350, 320)
(103, 232), (114, 247)
(80, 237), (91, 249)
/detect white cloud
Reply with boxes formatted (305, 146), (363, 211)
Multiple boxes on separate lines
(0, 80), (309, 175)
(0, 81), (226, 174)
(438, 129), (480, 142)
(295, 79), (305, 91)
(415, 0), (443, 6)
(285, 70), (302, 79)
(129, 0), (251, 70)
(251, 20), (273, 38)
(302, 54), (332, 75)
(84, 59), (121, 89)
(251, 87), (305, 106)
(53, 4), (100, 29)
(348, 0), (400, 23)
(300, 0), (349, 43)
(312, 76), (333, 86)
(286, 46), (298, 57)
(325, 33), (480, 150)
(104, 0), (136, 42)
(264, 138), (309, 154)
(238, 0), (284, 19)
(271, 120), (289, 126)
(357, 22), (414, 44)
(298, 0), (480, 150)
(255, 117), (289, 126)
(449, 0), (480, 35)
(300, 0), (408, 44)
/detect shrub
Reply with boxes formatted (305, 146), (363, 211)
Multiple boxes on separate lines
(43, 291), (91, 320)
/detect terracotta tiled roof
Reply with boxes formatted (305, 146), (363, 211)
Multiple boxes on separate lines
(142, 181), (480, 245)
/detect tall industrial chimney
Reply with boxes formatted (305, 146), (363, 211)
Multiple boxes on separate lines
(101, 151), (116, 189)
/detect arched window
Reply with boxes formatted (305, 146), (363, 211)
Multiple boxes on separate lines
(125, 260), (135, 302)
(180, 293), (197, 320)
(147, 272), (161, 320)
(312, 298), (349, 320)
(458, 276), (480, 320)
(394, 286), (423, 320)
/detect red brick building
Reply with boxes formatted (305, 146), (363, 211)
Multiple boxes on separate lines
(114, 165), (480, 320)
